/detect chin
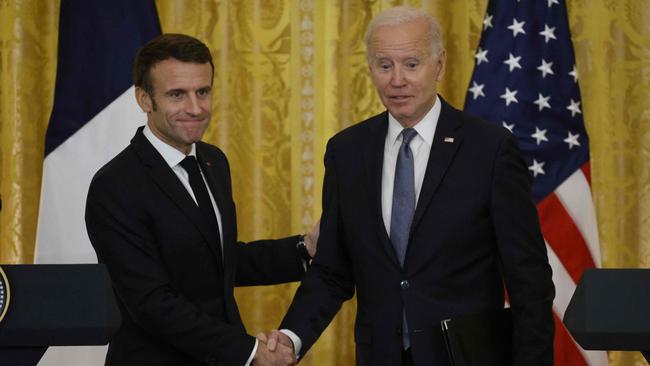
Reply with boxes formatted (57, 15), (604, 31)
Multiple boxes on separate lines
(387, 103), (411, 112)
(184, 128), (207, 140)
(390, 110), (413, 120)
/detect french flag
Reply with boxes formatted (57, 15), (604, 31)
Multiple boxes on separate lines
(34, 1), (159, 364)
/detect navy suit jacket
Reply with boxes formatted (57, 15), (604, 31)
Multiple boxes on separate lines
(281, 99), (555, 365)
(86, 127), (305, 366)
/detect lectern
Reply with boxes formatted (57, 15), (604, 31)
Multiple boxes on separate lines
(563, 268), (650, 361)
(0, 264), (120, 366)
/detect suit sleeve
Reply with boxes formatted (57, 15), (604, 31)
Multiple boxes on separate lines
(85, 173), (255, 366)
(279, 140), (356, 356)
(490, 133), (555, 365)
(233, 235), (305, 286)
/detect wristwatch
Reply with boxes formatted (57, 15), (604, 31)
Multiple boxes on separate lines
(296, 235), (312, 262)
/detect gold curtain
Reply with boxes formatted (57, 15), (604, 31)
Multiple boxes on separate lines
(1, 0), (649, 364)
(0, 0), (59, 263)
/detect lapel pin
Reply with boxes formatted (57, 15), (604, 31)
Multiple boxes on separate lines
(205, 161), (212, 167)
(444, 137), (454, 143)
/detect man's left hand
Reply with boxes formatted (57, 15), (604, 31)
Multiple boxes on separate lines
(303, 219), (320, 258)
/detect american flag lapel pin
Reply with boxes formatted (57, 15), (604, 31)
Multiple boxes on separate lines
(444, 137), (454, 143)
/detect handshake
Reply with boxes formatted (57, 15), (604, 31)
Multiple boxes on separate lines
(252, 330), (298, 366)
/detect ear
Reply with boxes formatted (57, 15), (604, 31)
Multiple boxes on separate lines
(135, 87), (153, 113)
(435, 49), (447, 82)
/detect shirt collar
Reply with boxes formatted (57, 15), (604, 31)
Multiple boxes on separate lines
(387, 95), (441, 147)
(143, 124), (196, 168)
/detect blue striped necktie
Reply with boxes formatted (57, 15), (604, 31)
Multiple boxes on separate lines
(390, 127), (418, 349)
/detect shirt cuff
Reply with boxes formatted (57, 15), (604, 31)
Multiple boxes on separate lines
(245, 338), (258, 366)
(280, 329), (302, 357)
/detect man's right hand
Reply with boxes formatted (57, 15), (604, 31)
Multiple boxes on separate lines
(252, 334), (296, 366)
(261, 330), (295, 353)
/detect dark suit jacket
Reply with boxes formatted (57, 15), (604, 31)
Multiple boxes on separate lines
(281, 99), (555, 365)
(86, 127), (305, 366)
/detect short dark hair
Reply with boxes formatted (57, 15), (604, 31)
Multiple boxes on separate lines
(133, 33), (214, 96)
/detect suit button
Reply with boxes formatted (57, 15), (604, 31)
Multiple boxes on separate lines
(400, 280), (410, 289)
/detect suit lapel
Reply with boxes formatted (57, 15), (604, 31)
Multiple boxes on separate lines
(130, 128), (222, 260)
(362, 112), (401, 267)
(410, 100), (463, 235)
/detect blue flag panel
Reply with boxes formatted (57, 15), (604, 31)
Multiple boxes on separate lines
(46, 0), (161, 155)
(464, 0), (589, 202)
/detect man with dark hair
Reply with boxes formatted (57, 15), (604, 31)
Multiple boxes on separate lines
(86, 33), (314, 366)
(132, 33), (215, 105)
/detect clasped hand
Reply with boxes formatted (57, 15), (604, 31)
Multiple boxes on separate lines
(252, 330), (296, 366)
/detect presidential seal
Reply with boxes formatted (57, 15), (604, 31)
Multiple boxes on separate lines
(0, 265), (9, 323)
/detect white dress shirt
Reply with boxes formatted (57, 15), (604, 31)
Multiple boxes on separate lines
(143, 125), (225, 247)
(143, 125), (257, 365)
(382, 96), (441, 234)
(283, 97), (442, 357)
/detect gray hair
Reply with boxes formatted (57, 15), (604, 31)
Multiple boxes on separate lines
(364, 6), (443, 58)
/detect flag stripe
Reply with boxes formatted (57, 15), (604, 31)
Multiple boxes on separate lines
(36, 87), (145, 264)
(538, 193), (596, 283)
(581, 162), (592, 185)
(553, 312), (588, 366)
(549, 243), (609, 366)
(546, 241), (575, 317)
(555, 166), (601, 265)
(581, 348), (610, 366)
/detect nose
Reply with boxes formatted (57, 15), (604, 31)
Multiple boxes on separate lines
(185, 94), (203, 115)
(390, 66), (407, 87)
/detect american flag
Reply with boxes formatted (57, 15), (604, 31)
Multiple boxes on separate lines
(464, 1), (607, 365)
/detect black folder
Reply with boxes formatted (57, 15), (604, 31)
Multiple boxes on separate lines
(441, 308), (512, 366)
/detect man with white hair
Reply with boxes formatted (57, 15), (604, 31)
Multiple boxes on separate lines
(262, 6), (554, 365)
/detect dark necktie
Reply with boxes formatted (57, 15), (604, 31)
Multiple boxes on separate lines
(390, 128), (418, 349)
(180, 156), (223, 267)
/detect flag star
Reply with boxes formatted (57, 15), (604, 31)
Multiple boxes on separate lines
(500, 87), (519, 106)
(537, 59), (554, 78)
(533, 93), (551, 111)
(502, 121), (515, 133)
(569, 65), (579, 82)
(483, 14), (493, 30)
(567, 99), (582, 117)
(475, 47), (489, 65)
(468, 81), (485, 100)
(503, 53), (522, 72)
(548, 0), (560, 7)
(539, 24), (557, 43)
(528, 159), (546, 177)
(507, 18), (526, 37)
(564, 131), (581, 149)
(531, 127), (549, 145)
